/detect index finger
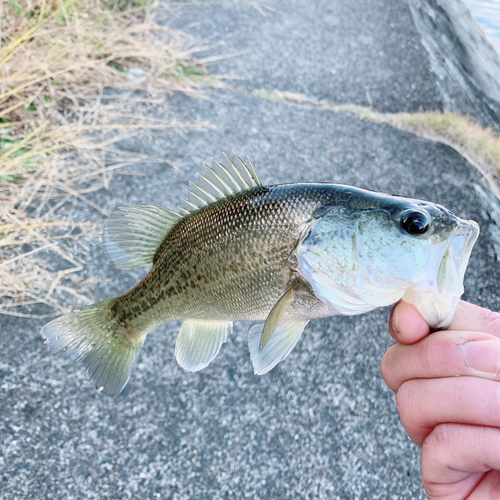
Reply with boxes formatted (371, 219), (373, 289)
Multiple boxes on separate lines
(447, 301), (500, 337)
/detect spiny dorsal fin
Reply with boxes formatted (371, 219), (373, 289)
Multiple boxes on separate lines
(104, 204), (182, 270)
(178, 153), (262, 215)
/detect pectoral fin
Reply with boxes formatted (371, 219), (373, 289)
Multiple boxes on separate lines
(175, 320), (232, 372)
(259, 283), (296, 352)
(248, 319), (309, 375)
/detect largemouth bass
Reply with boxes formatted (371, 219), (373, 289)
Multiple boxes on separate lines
(41, 154), (480, 395)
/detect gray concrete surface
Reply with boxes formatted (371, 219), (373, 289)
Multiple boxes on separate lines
(2, 1), (500, 499)
(169, 0), (442, 113)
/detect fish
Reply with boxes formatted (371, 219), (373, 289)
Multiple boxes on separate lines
(41, 154), (480, 396)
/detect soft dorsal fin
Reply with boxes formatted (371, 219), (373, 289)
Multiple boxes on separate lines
(178, 153), (262, 215)
(104, 204), (182, 269)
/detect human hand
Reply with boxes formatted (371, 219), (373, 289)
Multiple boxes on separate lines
(381, 300), (500, 499)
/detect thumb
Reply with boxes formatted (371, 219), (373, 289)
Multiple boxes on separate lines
(389, 300), (500, 345)
(389, 300), (430, 345)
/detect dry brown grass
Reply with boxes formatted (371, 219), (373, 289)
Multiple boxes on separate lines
(0, 0), (209, 317)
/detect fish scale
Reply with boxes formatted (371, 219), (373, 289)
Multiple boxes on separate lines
(111, 185), (324, 333)
(41, 155), (479, 395)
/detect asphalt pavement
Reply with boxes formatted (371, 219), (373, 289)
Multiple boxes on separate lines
(2, 1), (500, 499)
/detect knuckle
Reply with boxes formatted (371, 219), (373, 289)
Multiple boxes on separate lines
(380, 348), (396, 389)
(395, 381), (420, 425)
(396, 381), (429, 445)
(448, 377), (478, 408)
(422, 422), (453, 451)
(420, 423), (459, 485)
(449, 377), (500, 425)
(416, 336), (437, 374)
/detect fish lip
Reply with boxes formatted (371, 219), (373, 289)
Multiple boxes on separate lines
(456, 219), (480, 275)
(423, 218), (479, 328)
(438, 218), (480, 294)
(402, 217), (479, 329)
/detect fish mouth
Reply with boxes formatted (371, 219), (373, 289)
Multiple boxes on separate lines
(438, 219), (480, 295)
(404, 218), (480, 328)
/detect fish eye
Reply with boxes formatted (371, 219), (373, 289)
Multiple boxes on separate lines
(400, 210), (430, 235)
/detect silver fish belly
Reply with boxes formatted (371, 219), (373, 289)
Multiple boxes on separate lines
(41, 154), (480, 395)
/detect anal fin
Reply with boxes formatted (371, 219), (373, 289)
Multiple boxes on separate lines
(175, 320), (232, 372)
(248, 319), (309, 375)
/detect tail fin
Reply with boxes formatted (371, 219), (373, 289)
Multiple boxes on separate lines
(41, 299), (145, 396)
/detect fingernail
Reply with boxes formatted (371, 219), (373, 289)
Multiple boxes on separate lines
(391, 305), (400, 334)
(462, 340), (500, 375)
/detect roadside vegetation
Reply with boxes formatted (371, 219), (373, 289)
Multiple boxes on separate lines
(252, 89), (500, 199)
(337, 104), (500, 199)
(0, 0), (207, 317)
